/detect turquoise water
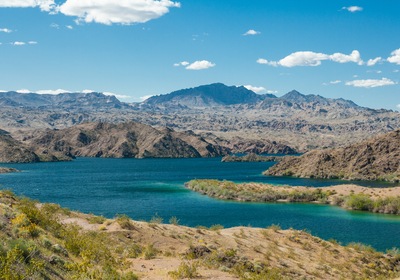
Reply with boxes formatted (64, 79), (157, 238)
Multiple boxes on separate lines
(0, 157), (399, 251)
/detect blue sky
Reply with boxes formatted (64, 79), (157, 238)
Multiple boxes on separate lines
(0, 0), (399, 110)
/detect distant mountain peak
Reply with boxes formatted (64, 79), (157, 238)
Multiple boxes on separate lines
(144, 83), (265, 107)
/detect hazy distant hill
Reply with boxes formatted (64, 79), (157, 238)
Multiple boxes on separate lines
(266, 130), (400, 182)
(0, 91), (126, 110)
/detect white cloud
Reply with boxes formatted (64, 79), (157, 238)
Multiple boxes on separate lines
(28, 41), (37, 45)
(388, 48), (400, 65)
(330, 80), (342, 84)
(397, 104), (400, 109)
(0, 0), (56, 12)
(394, 70), (399, 73)
(173, 61), (189, 67)
(186, 60), (215, 70)
(36, 89), (70, 95)
(50, 23), (59, 29)
(243, 29), (260, 36)
(0, 28), (12, 33)
(243, 85), (266, 93)
(16, 89), (31, 93)
(367, 57), (383, 66)
(66, 25), (73, 29)
(278, 51), (330, 67)
(330, 50), (363, 65)
(262, 50), (364, 67)
(59, 0), (181, 25)
(256, 58), (269, 65)
(266, 90), (278, 94)
(345, 78), (397, 88)
(82, 89), (94, 94)
(342, 6), (363, 13)
(103, 91), (130, 99)
(140, 95), (153, 101)
(12, 41), (26, 46)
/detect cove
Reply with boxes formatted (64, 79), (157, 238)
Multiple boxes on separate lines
(0, 157), (399, 251)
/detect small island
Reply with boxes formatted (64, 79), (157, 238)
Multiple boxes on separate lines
(186, 179), (400, 215)
(0, 167), (19, 174)
(221, 153), (290, 162)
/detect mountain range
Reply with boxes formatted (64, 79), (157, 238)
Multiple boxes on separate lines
(1, 83), (399, 152)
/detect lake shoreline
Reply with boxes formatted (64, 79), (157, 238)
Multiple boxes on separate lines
(186, 179), (400, 215)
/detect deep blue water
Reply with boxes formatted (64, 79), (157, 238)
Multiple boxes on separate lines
(0, 157), (399, 251)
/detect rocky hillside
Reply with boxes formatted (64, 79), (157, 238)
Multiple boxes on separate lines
(266, 130), (400, 182)
(1, 190), (399, 280)
(22, 122), (228, 159)
(0, 130), (41, 163)
(0, 131), (69, 163)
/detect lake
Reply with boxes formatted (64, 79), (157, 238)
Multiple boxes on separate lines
(0, 157), (399, 251)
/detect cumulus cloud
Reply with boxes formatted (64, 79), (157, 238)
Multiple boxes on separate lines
(342, 6), (363, 12)
(0, 0), (56, 12)
(388, 48), (400, 65)
(0, 28), (12, 33)
(243, 29), (260, 36)
(367, 57), (383, 66)
(12, 41), (26, 46)
(185, 60), (216, 70)
(0, 0), (180, 25)
(243, 85), (266, 93)
(345, 78), (397, 88)
(173, 61), (190, 67)
(59, 0), (181, 25)
(261, 50), (364, 67)
(330, 50), (363, 65)
(256, 58), (269, 65)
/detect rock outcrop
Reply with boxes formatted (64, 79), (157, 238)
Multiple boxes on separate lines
(266, 130), (400, 182)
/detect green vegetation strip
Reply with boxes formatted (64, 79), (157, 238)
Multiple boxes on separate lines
(185, 179), (400, 215)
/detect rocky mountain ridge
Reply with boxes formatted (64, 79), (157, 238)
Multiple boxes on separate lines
(266, 129), (400, 182)
(21, 121), (229, 159)
(1, 83), (399, 152)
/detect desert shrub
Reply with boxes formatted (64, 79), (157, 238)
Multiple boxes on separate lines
(143, 244), (157, 260)
(344, 194), (374, 211)
(125, 244), (143, 258)
(150, 214), (163, 224)
(347, 242), (376, 253)
(115, 214), (134, 230)
(267, 224), (281, 232)
(168, 261), (199, 279)
(209, 224), (224, 231)
(88, 215), (106, 224)
(169, 216), (180, 225)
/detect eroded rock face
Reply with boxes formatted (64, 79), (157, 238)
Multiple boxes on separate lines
(0, 134), (40, 163)
(266, 130), (400, 182)
(23, 122), (229, 159)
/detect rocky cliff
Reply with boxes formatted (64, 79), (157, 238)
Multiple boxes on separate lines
(266, 130), (400, 182)
(22, 122), (228, 159)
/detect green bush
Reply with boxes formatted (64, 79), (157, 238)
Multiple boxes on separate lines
(168, 261), (199, 279)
